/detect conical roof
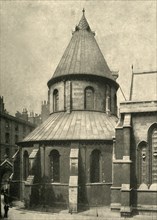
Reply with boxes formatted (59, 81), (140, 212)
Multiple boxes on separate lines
(48, 10), (115, 86)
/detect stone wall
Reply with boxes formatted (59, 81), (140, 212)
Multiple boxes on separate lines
(49, 79), (117, 115)
(17, 141), (113, 207)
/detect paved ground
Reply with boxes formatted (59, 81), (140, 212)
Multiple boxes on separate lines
(1, 204), (157, 220)
(1, 198), (157, 220)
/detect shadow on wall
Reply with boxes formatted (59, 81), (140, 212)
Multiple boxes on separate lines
(78, 152), (89, 211)
(29, 177), (67, 209)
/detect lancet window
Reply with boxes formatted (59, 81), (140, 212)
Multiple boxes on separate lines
(106, 85), (111, 112)
(151, 127), (157, 183)
(90, 149), (101, 183)
(49, 150), (60, 182)
(23, 150), (29, 181)
(138, 124), (157, 185)
(53, 89), (59, 112)
(84, 87), (94, 110)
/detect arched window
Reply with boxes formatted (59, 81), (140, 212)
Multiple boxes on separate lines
(90, 149), (101, 183)
(106, 85), (111, 112)
(23, 151), (29, 181)
(53, 89), (59, 112)
(151, 127), (157, 183)
(114, 94), (117, 115)
(137, 141), (149, 184)
(84, 87), (94, 110)
(49, 150), (60, 182)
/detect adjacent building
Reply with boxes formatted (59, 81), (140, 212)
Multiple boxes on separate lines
(0, 96), (49, 187)
(111, 70), (157, 215)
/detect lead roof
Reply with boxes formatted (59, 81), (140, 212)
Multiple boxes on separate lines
(22, 111), (117, 142)
(48, 10), (115, 86)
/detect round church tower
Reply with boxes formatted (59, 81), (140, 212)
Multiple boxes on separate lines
(14, 10), (119, 211)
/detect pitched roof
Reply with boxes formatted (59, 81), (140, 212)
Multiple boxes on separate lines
(48, 11), (115, 86)
(22, 111), (117, 142)
(130, 71), (157, 101)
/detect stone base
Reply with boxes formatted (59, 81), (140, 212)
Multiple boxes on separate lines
(110, 203), (121, 210)
(120, 206), (132, 217)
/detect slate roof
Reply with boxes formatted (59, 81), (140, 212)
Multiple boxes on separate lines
(130, 71), (157, 101)
(22, 111), (117, 142)
(48, 11), (114, 86)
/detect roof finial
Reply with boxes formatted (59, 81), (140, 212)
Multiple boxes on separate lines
(131, 64), (134, 72)
(82, 8), (85, 15)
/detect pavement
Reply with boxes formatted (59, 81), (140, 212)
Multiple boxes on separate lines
(1, 199), (157, 220)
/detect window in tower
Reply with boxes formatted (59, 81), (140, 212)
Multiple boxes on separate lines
(23, 150), (29, 181)
(137, 141), (149, 184)
(106, 85), (111, 112)
(114, 94), (117, 114)
(53, 89), (59, 112)
(49, 150), (60, 182)
(90, 149), (101, 183)
(84, 87), (94, 110)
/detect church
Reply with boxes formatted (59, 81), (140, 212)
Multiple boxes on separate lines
(11, 10), (157, 216)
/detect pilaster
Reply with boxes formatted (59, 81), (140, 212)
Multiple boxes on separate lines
(111, 113), (133, 216)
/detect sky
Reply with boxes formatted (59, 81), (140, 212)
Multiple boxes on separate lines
(0, 0), (156, 116)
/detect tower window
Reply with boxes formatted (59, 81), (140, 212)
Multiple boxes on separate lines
(84, 87), (94, 110)
(49, 150), (60, 182)
(106, 85), (111, 112)
(90, 149), (101, 183)
(23, 151), (29, 181)
(53, 89), (59, 112)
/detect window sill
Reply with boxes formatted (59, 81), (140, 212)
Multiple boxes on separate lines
(86, 182), (112, 186)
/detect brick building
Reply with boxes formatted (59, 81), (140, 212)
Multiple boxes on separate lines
(0, 96), (49, 184)
(11, 10), (157, 216)
(0, 97), (37, 187)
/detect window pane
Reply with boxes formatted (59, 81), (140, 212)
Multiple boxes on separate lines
(152, 128), (157, 183)
(53, 90), (59, 112)
(85, 87), (94, 110)
(50, 150), (60, 182)
(23, 151), (29, 181)
(90, 150), (100, 183)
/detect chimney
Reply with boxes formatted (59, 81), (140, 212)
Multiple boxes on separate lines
(22, 108), (28, 121)
(0, 96), (5, 113)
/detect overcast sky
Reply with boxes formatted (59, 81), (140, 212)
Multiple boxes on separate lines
(0, 0), (156, 115)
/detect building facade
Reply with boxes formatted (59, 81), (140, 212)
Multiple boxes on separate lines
(11, 11), (157, 216)
(111, 71), (157, 215)
(0, 96), (37, 186)
(0, 97), (37, 163)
